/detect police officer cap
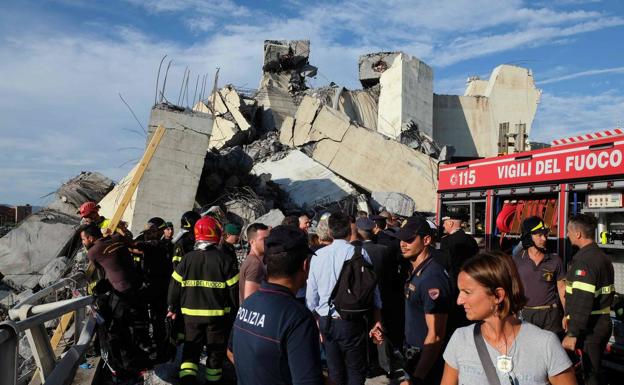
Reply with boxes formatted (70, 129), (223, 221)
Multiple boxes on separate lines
(355, 217), (375, 231)
(521, 216), (549, 235)
(264, 225), (315, 257)
(393, 216), (433, 241)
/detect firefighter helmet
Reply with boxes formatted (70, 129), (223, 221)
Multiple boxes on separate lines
(180, 211), (201, 230)
(147, 217), (166, 229)
(194, 216), (222, 243)
(78, 201), (100, 218)
(521, 216), (549, 250)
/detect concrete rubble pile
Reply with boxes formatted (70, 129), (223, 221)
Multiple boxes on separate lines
(0, 172), (114, 306)
(1, 40), (542, 317)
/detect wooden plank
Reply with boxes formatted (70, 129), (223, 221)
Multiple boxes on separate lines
(107, 125), (166, 233)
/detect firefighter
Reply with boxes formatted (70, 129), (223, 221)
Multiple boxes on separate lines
(515, 216), (565, 337)
(167, 216), (239, 385)
(79, 201), (110, 228)
(134, 217), (173, 361)
(562, 213), (614, 385)
(172, 211), (201, 268)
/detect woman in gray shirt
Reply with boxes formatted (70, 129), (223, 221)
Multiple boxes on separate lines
(441, 252), (576, 385)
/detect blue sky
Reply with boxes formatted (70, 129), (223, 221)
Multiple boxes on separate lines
(1, 0), (623, 205)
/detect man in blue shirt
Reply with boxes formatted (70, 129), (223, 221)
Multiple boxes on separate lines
(307, 212), (383, 385)
(229, 225), (324, 385)
(389, 216), (451, 385)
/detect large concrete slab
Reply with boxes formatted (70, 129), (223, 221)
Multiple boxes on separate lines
(128, 104), (212, 232)
(252, 150), (356, 209)
(281, 96), (437, 212)
(377, 53), (433, 139)
(256, 85), (298, 131)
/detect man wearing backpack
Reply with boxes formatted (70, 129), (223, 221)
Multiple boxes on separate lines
(306, 212), (383, 385)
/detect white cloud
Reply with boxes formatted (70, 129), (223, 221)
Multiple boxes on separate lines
(532, 91), (624, 143)
(1, 0), (624, 203)
(538, 66), (624, 84)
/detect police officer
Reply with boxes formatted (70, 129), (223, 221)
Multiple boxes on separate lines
(515, 216), (565, 336)
(439, 210), (479, 335)
(388, 216), (451, 385)
(228, 225), (324, 385)
(168, 216), (239, 385)
(172, 211), (201, 268)
(562, 214), (614, 385)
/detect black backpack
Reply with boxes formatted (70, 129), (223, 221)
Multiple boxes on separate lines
(329, 246), (379, 320)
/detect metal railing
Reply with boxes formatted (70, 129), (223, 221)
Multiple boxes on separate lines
(0, 272), (97, 385)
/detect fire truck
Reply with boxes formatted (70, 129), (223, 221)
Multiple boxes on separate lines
(437, 128), (624, 371)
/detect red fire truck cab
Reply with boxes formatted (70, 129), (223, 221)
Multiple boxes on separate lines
(437, 129), (624, 370)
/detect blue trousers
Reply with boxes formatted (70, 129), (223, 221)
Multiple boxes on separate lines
(319, 317), (367, 385)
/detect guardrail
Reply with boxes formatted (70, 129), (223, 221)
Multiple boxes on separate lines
(0, 272), (97, 385)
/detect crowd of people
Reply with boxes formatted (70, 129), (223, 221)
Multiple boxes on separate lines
(78, 199), (615, 385)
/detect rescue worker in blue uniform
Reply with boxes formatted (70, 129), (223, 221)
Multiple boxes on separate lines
(387, 216), (451, 385)
(562, 214), (614, 385)
(228, 225), (324, 385)
(168, 216), (239, 385)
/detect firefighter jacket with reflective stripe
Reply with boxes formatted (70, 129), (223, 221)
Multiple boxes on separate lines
(172, 232), (195, 268)
(168, 245), (239, 323)
(564, 242), (614, 337)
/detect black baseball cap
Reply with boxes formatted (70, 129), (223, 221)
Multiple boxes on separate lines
(264, 225), (315, 257)
(393, 216), (433, 241)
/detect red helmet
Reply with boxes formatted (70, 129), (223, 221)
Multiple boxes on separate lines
(79, 201), (100, 218)
(194, 216), (222, 243)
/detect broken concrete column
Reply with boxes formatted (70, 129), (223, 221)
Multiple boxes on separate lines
(433, 64), (541, 158)
(256, 85), (298, 132)
(126, 103), (212, 232)
(377, 53), (433, 139)
(358, 52), (402, 88)
(281, 96), (438, 212)
(252, 150), (356, 209)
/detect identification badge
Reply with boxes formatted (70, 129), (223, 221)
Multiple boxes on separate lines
(496, 355), (513, 373)
(543, 271), (553, 282)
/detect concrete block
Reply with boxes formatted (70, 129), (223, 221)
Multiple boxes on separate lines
(2, 274), (42, 291)
(377, 53), (433, 139)
(38, 257), (69, 288)
(279, 116), (295, 146)
(209, 117), (240, 150)
(370, 192), (416, 217)
(252, 209), (285, 229)
(336, 89), (378, 130)
(252, 150), (356, 209)
(256, 85), (297, 131)
(127, 104), (212, 233)
(286, 97), (437, 212)
(263, 40), (310, 72)
(358, 52), (402, 88)
(310, 107), (350, 142)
